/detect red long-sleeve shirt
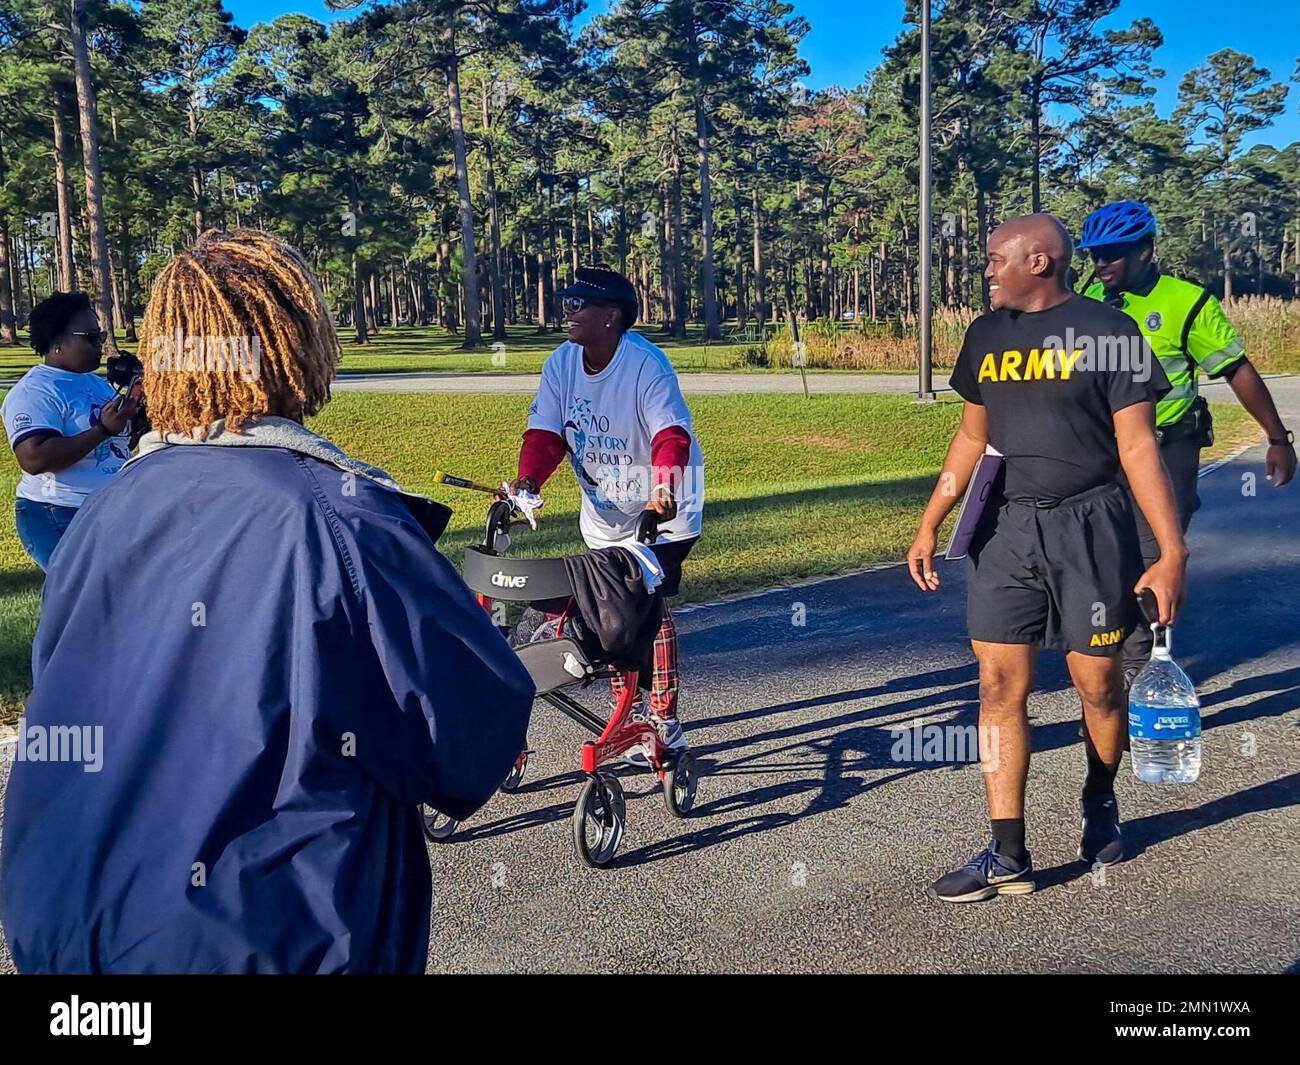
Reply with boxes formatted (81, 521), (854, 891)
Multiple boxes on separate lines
(518, 425), (692, 490)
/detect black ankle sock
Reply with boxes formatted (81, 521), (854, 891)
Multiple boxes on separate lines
(1082, 741), (1120, 800)
(990, 818), (1027, 861)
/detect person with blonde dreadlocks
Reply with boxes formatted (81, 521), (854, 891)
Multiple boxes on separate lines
(0, 230), (534, 974)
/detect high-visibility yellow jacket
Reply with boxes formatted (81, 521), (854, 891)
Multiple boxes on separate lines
(1084, 273), (1245, 426)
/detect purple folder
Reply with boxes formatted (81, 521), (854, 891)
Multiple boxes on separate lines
(945, 445), (1004, 561)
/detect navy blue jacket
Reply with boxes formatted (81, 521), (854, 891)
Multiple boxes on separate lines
(0, 443), (533, 973)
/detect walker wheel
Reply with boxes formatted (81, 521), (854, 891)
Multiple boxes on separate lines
(421, 805), (460, 843)
(661, 751), (699, 818)
(500, 750), (529, 793)
(572, 772), (625, 867)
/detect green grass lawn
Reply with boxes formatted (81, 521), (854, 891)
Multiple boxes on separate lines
(1, 323), (779, 379)
(0, 391), (1258, 724)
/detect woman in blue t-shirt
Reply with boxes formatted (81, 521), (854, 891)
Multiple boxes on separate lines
(0, 293), (137, 570)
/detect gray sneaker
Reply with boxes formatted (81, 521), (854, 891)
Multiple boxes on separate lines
(653, 715), (687, 753)
(927, 841), (1035, 903)
(619, 699), (652, 767)
(620, 709), (686, 767)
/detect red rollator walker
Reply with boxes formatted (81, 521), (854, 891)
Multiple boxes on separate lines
(422, 497), (700, 867)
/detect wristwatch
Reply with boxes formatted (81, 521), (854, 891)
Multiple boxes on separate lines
(1268, 430), (1295, 446)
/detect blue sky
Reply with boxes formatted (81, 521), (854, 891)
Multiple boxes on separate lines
(226, 0), (1298, 147)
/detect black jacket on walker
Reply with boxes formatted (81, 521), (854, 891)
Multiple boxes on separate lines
(563, 548), (664, 677)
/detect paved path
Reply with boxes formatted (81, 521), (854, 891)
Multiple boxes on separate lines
(412, 376), (1300, 972)
(4, 367), (1292, 402)
(331, 371), (1297, 402)
(399, 430), (1299, 973)
(331, 370), (942, 394)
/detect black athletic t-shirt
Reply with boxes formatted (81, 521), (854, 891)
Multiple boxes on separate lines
(949, 294), (1170, 502)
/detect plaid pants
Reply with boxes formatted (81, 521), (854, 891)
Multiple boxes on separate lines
(609, 607), (680, 720)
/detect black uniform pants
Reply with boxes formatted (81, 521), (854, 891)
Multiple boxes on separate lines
(1121, 430), (1203, 672)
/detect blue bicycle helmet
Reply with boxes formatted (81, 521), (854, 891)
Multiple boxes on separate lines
(1078, 201), (1156, 250)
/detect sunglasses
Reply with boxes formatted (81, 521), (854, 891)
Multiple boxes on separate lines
(561, 295), (619, 315)
(68, 329), (107, 345)
(1087, 245), (1137, 264)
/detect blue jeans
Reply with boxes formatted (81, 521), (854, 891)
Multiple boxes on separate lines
(14, 499), (80, 571)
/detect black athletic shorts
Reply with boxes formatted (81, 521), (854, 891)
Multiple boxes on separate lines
(966, 482), (1143, 656)
(650, 536), (697, 598)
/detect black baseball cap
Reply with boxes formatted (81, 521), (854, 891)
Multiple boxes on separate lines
(558, 265), (639, 328)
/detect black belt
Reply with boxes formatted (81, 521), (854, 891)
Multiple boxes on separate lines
(1156, 396), (1210, 444)
(1156, 419), (1198, 444)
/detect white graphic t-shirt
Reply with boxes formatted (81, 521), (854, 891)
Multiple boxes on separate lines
(1, 363), (131, 507)
(528, 330), (704, 548)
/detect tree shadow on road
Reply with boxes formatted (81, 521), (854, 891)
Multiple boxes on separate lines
(1032, 771), (1300, 891)
(1196, 665), (1300, 731)
(614, 685), (985, 868)
(691, 662), (978, 733)
(455, 676), (981, 861)
(690, 670), (979, 760)
(613, 766), (926, 870)
(455, 655), (1298, 864)
(1029, 661), (1300, 764)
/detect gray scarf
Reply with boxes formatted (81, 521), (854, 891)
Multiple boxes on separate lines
(130, 416), (403, 489)
(126, 417), (450, 540)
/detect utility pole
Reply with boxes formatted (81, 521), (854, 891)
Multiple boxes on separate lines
(917, 0), (935, 401)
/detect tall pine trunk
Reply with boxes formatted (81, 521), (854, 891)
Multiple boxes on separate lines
(110, 108), (136, 340)
(348, 176), (367, 344)
(960, 200), (971, 310)
(658, 183), (671, 332)
(188, 104), (205, 234)
(70, 0), (119, 354)
(0, 130), (16, 344)
(444, 22), (481, 347)
(819, 181), (832, 317)
(751, 182), (766, 325)
(616, 165), (627, 275)
(481, 79), (506, 341)
(733, 191), (747, 328)
(0, 227), (15, 345)
(1029, 77), (1042, 213)
(1222, 232), (1233, 301)
(52, 99), (77, 290)
(976, 185), (990, 308)
(669, 153), (686, 339)
(569, 192), (579, 279)
(691, 82), (720, 340)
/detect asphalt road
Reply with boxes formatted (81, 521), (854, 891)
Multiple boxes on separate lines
(406, 434), (1299, 974)
(1, 383), (1297, 974)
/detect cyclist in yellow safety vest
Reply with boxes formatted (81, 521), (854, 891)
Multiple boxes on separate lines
(1078, 201), (1296, 680)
